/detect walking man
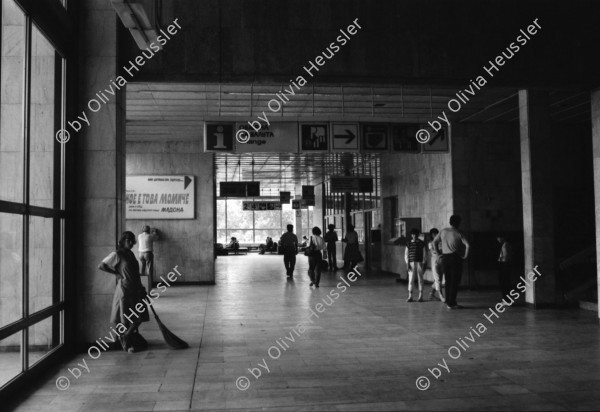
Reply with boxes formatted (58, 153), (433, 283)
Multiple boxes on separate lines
(405, 228), (427, 302)
(323, 224), (339, 271)
(433, 215), (470, 309)
(280, 224), (298, 278)
(138, 226), (159, 279)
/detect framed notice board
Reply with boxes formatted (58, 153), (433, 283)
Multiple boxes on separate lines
(126, 175), (195, 219)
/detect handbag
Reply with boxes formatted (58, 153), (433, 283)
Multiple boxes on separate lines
(304, 237), (316, 256)
(319, 258), (329, 271)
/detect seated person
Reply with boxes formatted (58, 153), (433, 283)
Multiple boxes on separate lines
(300, 236), (309, 247)
(259, 237), (276, 254)
(266, 237), (275, 251)
(226, 237), (240, 254)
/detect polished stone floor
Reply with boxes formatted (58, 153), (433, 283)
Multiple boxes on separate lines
(7, 254), (600, 411)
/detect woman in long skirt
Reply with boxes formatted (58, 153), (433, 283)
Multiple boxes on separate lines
(98, 231), (150, 352)
(342, 224), (362, 269)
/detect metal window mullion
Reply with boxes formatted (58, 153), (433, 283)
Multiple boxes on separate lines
(22, 13), (33, 373)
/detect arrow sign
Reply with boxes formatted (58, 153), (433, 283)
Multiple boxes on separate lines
(331, 123), (359, 151)
(428, 129), (445, 145)
(335, 129), (356, 144)
(184, 176), (192, 189)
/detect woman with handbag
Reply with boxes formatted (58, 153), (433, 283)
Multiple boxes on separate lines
(306, 226), (326, 288)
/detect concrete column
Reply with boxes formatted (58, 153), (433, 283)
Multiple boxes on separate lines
(76, 3), (125, 343)
(519, 90), (556, 307)
(294, 183), (303, 240)
(591, 89), (600, 321)
(313, 183), (324, 231)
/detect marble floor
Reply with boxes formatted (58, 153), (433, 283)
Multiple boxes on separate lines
(7, 254), (600, 411)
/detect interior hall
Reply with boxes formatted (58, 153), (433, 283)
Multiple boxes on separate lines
(1, 1), (600, 411)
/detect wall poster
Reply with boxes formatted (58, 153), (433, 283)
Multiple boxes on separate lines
(126, 175), (195, 219)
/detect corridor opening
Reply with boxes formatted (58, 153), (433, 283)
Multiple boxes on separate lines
(213, 152), (382, 274)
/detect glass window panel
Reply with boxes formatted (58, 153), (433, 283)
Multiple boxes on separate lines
(0, 212), (23, 327)
(216, 199), (226, 229)
(254, 210), (280, 229)
(282, 209), (294, 228)
(301, 211), (309, 238)
(255, 229), (281, 244)
(29, 215), (54, 314)
(0, 0), (25, 203)
(29, 25), (59, 208)
(28, 314), (59, 367)
(216, 229), (227, 244)
(0, 331), (22, 388)
(227, 229), (253, 244)
(225, 199), (253, 228)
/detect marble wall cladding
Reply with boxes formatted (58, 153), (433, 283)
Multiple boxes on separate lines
(75, 6), (124, 343)
(125, 140), (215, 283)
(591, 90), (600, 319)
(451, 123), (523, 234)
(450, 123), (523, 288)
(380, 151), (453, 278)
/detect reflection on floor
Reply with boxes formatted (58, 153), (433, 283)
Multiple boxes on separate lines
(8, 254), (600, 411)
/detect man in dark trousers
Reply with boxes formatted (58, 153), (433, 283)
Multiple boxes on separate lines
(280, 224), (298, 278)
(433, 215), (470, 309)
(323, 224), (339, 271)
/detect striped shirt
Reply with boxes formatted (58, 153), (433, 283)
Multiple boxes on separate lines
(407, 239), (425, 262)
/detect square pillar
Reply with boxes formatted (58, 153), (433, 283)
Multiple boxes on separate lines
(519, 90), (556, 307)
(76, 3), (124, 343)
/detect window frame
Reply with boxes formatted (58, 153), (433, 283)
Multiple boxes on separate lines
(0, 0), (72, 395)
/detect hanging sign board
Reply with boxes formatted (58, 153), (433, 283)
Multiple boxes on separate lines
(243, 201), (282, 211)
(220, 181), (260, 197)
(331, 123), (359, 152)
(234, 122), (299, 153)
(280, 191), (291, 204)
(361, 124), (389, 151)
(300, 123), (329, 152)
(126, 175), (195, 219)
(301, 185), (315, 200)
(292, 200), (309, 209)
(422, 126), (450, 153)
(330, 176), (374, 193)
(204, 123), (234, 152)
(391, 124), (422, 153)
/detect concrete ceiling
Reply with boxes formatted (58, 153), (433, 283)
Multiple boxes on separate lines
(126, 82), (590, 141)
(125, 82), (590, 196)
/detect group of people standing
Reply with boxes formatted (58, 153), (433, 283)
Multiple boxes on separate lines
(279, 223), (363, 287)
(405, 215), (470, 309)
(405, 214), (514, 309)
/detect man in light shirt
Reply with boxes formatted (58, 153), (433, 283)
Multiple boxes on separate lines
(138, 226), (159, 278)
(433, 215), (470, 309)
